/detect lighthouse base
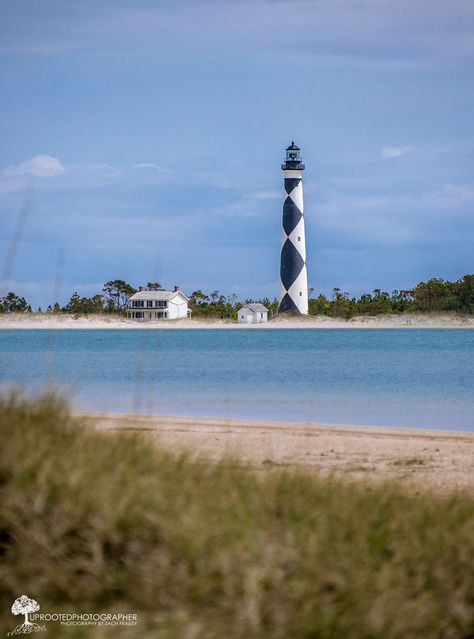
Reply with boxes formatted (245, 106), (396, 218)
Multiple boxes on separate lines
(278, 270), (309, 315)
(278, 294), (301, 314)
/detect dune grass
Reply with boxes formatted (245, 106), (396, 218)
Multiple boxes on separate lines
(0, 393), (473, 638)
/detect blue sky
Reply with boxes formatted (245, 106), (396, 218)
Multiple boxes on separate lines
(1, 0), (473, 308)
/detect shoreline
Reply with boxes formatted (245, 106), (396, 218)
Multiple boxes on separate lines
(1, 312), (474, 329)
(82, 412), (474, 492)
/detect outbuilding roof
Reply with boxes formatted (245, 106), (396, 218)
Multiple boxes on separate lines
(240, 303), (268, 313)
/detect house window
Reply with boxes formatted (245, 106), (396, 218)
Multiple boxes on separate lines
(261, 313), (263, 318)
(132, 300), (144, 308)
(298, 236), (301, 241)
(156, 300), (167, 308)
(147, 301), (153, 308)
(299, 292), (302, 296)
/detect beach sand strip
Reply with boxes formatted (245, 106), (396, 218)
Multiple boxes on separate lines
(79, 413), (474, 493)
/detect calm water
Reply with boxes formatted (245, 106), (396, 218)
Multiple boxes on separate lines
(0, 329), (473, 431)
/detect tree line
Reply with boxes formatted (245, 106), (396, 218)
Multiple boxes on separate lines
(307, 273), (474, 318)
(1, 274), (473, 317)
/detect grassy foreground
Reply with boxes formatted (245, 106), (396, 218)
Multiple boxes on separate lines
(0, 394), (473, 638)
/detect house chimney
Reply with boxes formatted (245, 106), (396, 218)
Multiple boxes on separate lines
(174, 285), (180, 292)
(139, 286), (145, 292)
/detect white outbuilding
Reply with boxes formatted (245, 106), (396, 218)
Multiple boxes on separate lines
(237, 303), (268, 324)
(127, 286), (191, 321)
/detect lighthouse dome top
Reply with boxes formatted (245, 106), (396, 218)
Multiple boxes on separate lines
(282, 141), (305, 171)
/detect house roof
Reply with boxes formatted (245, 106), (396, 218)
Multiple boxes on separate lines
(129, 290), (189, 302)
(240, 303), (268, 313)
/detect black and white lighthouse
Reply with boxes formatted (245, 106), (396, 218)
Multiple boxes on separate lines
(278, 142), (308, 314)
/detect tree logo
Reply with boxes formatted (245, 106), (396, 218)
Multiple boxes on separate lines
(7, 595), (46, 636)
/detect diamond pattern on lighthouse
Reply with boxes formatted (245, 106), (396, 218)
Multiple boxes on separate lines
(284, 177), (301, 195)
(278, 142), (308, 315)
(279, 293), (299, 313)
(280, 238), (305, 290)
(282, 196), (302, 235)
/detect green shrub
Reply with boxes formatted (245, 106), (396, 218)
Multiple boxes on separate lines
(1, 392), (473, 638)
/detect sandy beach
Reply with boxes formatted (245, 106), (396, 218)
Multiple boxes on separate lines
(82, 412), (474, 492)
(2, 312), (474, 329)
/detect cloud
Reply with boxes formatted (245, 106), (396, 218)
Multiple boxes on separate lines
(5, 155), (65, 178)
(0, 158), (179, 194)
(131, 163), (171, 173)
(381, 146), (415, 160)
(314, 180), (474, 246)
(3, 0), (474, 68)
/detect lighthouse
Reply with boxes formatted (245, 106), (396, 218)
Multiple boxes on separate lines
(278, 142), (308, 314)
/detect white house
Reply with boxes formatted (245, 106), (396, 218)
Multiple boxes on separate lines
(237, 303), (268, 324)
(127, 286), (191, 321)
